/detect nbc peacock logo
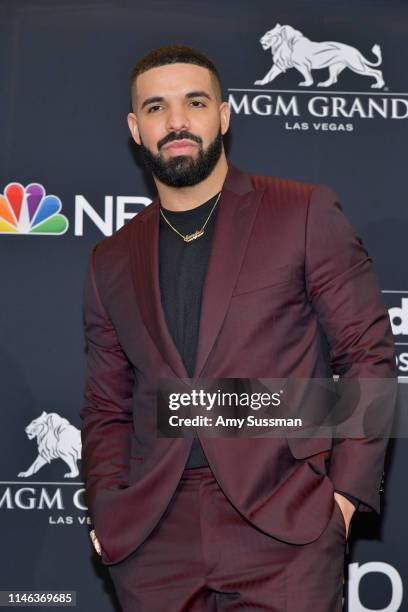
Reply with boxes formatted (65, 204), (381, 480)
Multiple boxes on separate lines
(0, 182), (69, 235)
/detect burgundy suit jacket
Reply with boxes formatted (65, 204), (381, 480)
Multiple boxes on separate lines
(80, 163), (397, 566)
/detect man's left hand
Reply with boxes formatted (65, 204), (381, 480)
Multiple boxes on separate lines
(334, 491), (356, 539)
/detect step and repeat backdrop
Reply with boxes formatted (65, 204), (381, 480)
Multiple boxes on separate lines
(1, 0), (407, 610)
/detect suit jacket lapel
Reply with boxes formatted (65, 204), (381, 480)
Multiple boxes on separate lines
(129, 164), (265, 381)
(192, 174), (265, 381)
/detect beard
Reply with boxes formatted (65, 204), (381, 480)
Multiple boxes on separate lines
(139, 128), (223, 187)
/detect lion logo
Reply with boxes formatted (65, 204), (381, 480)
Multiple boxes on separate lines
(18, 411), (82, 478)
(254, 24), (385, 89)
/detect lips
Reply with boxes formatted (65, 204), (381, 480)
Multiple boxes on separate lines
(162, 139), (197, 151)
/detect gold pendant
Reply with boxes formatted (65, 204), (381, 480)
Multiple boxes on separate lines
(183, 229), (204, 242)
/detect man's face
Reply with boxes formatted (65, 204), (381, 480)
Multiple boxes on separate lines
(127, 63), (230, 187)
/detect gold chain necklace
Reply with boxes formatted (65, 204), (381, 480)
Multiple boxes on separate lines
(159, 191), (222, 243)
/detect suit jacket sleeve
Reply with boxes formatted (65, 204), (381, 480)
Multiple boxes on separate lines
(305, 185), (397, 514)
(79, 244), (135, 522)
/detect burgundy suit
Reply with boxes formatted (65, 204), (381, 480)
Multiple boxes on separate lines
(80, 163), (396, 578)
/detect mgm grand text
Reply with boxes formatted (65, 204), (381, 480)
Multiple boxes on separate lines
(228, 93), (408, 119)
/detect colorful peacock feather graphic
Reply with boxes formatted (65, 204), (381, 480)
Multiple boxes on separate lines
(0, 183), (69, 235)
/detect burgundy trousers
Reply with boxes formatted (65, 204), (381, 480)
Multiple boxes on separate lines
(107, 465), (347, 611)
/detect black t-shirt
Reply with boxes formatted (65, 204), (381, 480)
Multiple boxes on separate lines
(158, 191), (221, 468)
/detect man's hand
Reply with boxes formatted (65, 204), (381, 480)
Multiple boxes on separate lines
(334, 491), (356, 539)
(90, 529), (102, 556)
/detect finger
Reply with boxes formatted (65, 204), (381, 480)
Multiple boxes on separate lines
(89, 530), (102, 555)
(94, 538), (102, 556)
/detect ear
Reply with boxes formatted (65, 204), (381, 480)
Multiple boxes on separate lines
(127, 112), (141, 146)
(47, 413), (63, 435)
(46, 414), (55, 428)
(219, 100), (231, 136)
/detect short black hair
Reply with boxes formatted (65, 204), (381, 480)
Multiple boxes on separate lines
(130, 44), (222, 108)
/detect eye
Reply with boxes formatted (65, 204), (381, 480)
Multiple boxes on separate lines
(190, 100), (205, 107)
(147, 105), (162, 113)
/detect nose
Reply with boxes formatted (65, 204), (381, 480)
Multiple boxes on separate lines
(165, 104), (190, 134)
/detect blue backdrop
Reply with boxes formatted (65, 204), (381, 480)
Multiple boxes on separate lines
(0, 1), (407, 610)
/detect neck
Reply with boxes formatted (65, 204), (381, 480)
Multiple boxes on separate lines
(154, 153), (228, 212)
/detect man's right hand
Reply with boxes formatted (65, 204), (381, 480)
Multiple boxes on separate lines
(90, 529), (102, 556)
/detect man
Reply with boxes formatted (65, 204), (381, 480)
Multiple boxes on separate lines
(80, 44), (397, 611)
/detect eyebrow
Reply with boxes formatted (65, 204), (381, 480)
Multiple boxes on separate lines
(140, 90), (212, 110)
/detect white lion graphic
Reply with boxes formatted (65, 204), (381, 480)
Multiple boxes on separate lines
(254, 24), (385, 89)
(18, 411), (82, 478)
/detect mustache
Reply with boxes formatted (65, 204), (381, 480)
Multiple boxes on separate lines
(158, 131), (202, 150)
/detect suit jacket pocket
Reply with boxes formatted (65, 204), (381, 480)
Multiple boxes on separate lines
(286, 435), (333, 459)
